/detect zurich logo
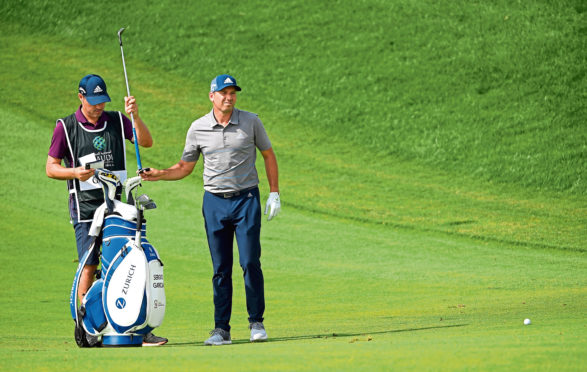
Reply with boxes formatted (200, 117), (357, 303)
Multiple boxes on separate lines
(93, 136), (106, 151)
(115, 297), (126, 309)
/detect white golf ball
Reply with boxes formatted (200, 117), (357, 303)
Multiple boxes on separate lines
(524, 318), (531, 325)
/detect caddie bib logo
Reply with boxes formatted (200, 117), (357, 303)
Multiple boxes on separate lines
(93, 136), (106, 151)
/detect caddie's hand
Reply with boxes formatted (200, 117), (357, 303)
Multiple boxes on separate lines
(75, 166), (94, 182)
(264, 192), (281, 221)
(124, 96), (139, 118)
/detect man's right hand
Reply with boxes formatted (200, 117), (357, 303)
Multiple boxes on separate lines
(140, 168), (161, 181)
(75, 167), (94, 182)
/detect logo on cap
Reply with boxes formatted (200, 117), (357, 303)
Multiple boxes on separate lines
(79, 74), (111, 105)
(210, 74), (241, 92)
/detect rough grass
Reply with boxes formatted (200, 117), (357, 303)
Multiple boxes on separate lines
(1, 0), (585, 194)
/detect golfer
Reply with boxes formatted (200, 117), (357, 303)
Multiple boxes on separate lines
(46, 74), (167, 346)
(141, 74), (280, 345)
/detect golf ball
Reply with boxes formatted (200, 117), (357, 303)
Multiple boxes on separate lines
(524, 318), (531, 325)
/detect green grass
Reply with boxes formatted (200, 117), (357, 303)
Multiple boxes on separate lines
(0, 0), (585, 370)
(3, 0), (584, 194)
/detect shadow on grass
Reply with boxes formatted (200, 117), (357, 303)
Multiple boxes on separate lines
(166, 323), (468, 347)
(287, 202), (585, 252)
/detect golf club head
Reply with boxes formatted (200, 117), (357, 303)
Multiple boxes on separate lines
(117, 27), (126, 45)
(136, 194), (157, 210)
(124, 176), (142, 205)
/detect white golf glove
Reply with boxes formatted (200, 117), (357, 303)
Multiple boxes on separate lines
(264, 192), (281, 221)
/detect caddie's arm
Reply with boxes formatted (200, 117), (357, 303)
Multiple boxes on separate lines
(261, 148), (279, 193)
(46, 155), (94, 182)
(140, 160), (196, 181)
(125, 96), (153, 148)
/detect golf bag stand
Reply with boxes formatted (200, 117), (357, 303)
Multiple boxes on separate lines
(69, 169), (165, 347)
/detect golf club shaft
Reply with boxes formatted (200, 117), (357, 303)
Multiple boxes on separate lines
(117, 27), (143, 171)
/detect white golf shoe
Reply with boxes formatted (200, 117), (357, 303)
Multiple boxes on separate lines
(249, 322), (268, 342)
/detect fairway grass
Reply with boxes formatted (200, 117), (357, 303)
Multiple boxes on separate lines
(0, 110), (584, 369)
(0, 187), (585, 370)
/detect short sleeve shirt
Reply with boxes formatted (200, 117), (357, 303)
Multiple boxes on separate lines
(181, 108), (272, 193)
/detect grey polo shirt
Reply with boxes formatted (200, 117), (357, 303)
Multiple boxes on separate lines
(181, 108), (272, 193)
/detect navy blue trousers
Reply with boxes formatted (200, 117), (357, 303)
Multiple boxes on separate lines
(73, 221), (101, 266)
(71, 199), (101, 265)
(202, 187), (264, 332)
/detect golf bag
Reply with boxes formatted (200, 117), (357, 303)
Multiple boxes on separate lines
(70, 169), (165, 347)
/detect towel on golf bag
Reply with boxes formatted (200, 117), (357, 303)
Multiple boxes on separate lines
(89, 200), (137, 237)
(70, 199), (165, 337)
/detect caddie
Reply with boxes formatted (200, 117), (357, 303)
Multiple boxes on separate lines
(46, 74), (167, 346)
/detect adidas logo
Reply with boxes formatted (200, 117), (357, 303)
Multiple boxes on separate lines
(93, 85), (104, 94)
(247, 192), (253, 198)
(223, 77), (234, 84)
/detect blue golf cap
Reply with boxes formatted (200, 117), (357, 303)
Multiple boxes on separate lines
(210, 74), (241, 92)
(78, 74), (111, 105)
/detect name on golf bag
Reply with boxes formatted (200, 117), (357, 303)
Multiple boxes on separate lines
(121, 264), (136, 295)
(153, 273), (164, 288)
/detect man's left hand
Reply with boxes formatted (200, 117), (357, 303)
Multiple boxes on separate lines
(265, 192), (281, 221)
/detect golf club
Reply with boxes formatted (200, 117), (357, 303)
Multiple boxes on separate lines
(124, 175), (142, 206)
(117, 27), (144, 173)
(136, 194), (157, 210)
(134, 193), (155, 245)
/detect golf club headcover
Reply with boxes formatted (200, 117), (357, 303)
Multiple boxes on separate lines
(94, 168), (121, 212)
(124, 176), (142, 205)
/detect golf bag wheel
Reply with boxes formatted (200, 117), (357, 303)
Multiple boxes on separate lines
(74, 308), (101, 348)
(74, 323), (102, 348)
(74, 322), (90, 348)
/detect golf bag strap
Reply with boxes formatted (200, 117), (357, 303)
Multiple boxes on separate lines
(97, 320), (108, 332)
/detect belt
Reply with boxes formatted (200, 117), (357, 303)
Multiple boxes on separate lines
(211, 187), (256, 199)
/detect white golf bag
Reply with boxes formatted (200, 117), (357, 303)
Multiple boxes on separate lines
(70, 169), (165, 347)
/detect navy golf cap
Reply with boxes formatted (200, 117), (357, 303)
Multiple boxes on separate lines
(210, 74), (241, 92)
(78, 74), (111, 105)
